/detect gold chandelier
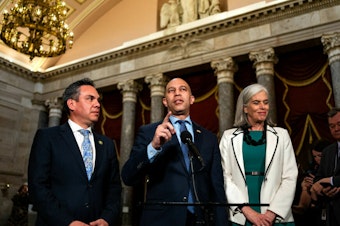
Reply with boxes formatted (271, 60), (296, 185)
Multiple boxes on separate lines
(0, 0), (73, 60)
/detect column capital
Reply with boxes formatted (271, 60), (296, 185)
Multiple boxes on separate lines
(145, 73), (168, 97)
(45, 97), (63, 123)
(31, 99), (46, 111)
(249, 48), (278, 65)
(145, 73), (168, 86)
(45, 97), (63, 110)
(249, 48), (278, 77)
(321, 32), (340, 64)
(117, 80), (143, 103)
(211, 57), (238, 84)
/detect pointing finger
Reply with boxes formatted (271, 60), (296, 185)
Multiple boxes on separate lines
(162, 111), (175, 134)
(163, 111), (172, 124)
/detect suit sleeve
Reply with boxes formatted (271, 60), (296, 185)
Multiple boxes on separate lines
(28, 129), (75, 225)
(99, 138), (122, 225)
(219, 130), (248, 212)
(121, 125), (153, 186)
(266, 129), (298, 220)
(210, 134), (229, 226)
(315, 144), (339, 186)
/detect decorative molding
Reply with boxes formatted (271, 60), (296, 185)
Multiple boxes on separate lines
(163, 38), (212, 61)
(1, 0), (338, 81)
(0, 57), (40, 79)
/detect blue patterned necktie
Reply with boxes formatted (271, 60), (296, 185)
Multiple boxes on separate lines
(178, 120), (190, 170)
(79, 129), (93, 180)
(177, 120), (194, 213)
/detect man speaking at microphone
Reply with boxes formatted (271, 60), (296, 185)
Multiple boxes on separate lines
(121, 78), (228, 226)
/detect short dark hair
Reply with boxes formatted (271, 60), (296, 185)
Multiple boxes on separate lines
(327, 108), (340, 118)
(62, 78), (95, 115)
(311, 139), (330, 153)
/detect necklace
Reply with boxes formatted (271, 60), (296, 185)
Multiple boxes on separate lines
(242, 123), (266, 146)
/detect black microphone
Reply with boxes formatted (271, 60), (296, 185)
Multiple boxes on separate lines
(180, 131), (205, 167)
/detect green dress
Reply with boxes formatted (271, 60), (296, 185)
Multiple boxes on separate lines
(230, 131), (295, 226)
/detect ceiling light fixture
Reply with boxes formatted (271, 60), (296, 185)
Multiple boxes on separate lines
(0, 0), (73, 61)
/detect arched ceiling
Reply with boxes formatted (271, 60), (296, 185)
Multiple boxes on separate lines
(0, 0), (122, 71)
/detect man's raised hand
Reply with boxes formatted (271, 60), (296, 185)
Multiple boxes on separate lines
(152, 111), (175, 149)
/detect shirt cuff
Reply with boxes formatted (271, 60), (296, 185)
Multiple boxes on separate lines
(147, 143), (162, 162)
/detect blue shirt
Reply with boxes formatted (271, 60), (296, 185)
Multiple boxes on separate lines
(147, 115), (193, 161)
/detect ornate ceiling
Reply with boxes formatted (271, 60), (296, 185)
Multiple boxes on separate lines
(0, 0), (121, 71)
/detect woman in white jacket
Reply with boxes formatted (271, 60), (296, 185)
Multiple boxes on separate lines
(219, 83), (298, 226)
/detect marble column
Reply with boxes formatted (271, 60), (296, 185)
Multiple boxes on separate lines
(45, 97), (63, 127)
(145, 73), (168, 123)
(211, 57), (238, 138)
(117, 80), (143, 226)
(31, 99), (48, 129)
(321, 32), (340, 108)
(249, 48), (278, 124)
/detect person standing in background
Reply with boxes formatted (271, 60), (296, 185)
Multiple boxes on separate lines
(219, 83), (298, 226)
(28, 78), (122, 226)
(311, 108), (340, 226)
(293, 139), (330, 226)
(6, 183), (29, 226)
(121, 78), (228, 226)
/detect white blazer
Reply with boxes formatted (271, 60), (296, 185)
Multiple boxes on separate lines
(219, 125), (298, 225)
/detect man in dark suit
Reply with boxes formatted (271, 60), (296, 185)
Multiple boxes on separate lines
(121, 78), (228, 226)
(28, 78), (122, 226)
(311, 108), (340, 226)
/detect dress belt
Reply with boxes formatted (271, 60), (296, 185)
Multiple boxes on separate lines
(245, 171), (264, 176)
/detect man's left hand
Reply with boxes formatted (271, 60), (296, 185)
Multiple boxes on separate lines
(89, 219), (108, 226)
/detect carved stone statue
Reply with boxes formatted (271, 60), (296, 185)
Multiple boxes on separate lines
(208, 0), (221, 15)
(198, 0), (210, 18)
(160, 0), (181, 28)
(160, 0), (221, 29)
(181, 0), (198, 23)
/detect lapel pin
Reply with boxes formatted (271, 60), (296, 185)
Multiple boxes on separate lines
(98, 140), (103, 145)
(196, 130), (201, 134)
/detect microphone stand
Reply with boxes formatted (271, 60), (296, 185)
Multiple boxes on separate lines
(140, 142), (270, 224)
(189, 153), (213, 226)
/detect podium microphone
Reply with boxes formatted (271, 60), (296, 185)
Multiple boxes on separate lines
(180, 131), (205, 167)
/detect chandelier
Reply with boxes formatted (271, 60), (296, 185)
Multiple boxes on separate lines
(0, 0), (73, 60)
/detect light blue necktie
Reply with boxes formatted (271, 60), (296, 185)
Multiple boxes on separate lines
(178, 120), (190, 170)
(79, 129), (93, 180)
(177, 120), (194, 213)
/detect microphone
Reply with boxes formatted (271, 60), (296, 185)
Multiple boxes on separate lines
(180, 131), (205, 167)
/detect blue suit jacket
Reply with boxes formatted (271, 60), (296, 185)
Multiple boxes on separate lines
(121, 120), (228, 226)
(28, 123), (122, 226)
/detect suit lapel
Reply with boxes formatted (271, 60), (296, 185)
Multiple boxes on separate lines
(231, 129), (246, 178)
(231, 126), (278, 179)
(93, 134), (104, 178)
(160, 120), (188, 173)
(178, 121), (201, 173)
(265, 126), (279, 174)
(192, 123), (206, 171)
(59, 123), (88, 180)
(192, 123), (202, 147)
(333, 144), (340, 174)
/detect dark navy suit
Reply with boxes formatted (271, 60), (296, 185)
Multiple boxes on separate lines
(315, 142), (340, 226)
(121, 121), (228, 226)
(28, 123), (121, 226)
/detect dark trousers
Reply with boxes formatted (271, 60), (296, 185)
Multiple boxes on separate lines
(186, 211), (196, 226)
